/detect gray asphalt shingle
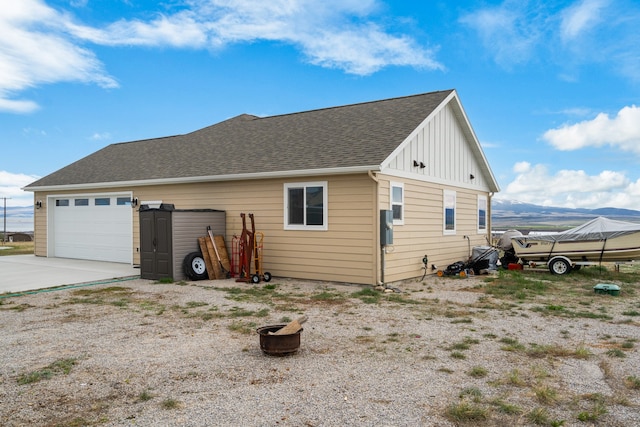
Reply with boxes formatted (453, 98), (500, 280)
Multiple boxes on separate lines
(26, 90), (453, 188)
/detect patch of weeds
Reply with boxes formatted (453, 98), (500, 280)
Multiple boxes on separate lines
(450, 318), (473, 324)
(526, 343), (572, 358)
(450, 351), (466, 359)
(577, 398), (607, 422)
(485, 271), (549, 300)
(574, 345), (592, 359)
(622, 310), (640, 316)
(606, 348), (626, 358)
(459, 387), (483, 402)
(531, 305), (612, 320)
(351, 287), (381, 304)
(310, 290), (347, 303)
(624, 375), (640, 390)
(527, 407), (550, 425)
(185, 301), (208, 308)
(17, 357), (78, 385)
(161, 398), (181, 410)
(138, 390), (153, 402)
(228, 321), (257, 335)
(155, 277), (174, 284)
(533, 384), (558, 404)
(499, 337), (525, 352)
(621, 340), (635, 349)
(468, 366), (488, 378)
(437, 367), (454, 374)
(506, 369), (525, 386)
(445, 402), (489, 423)
(490, 398), (522, 415)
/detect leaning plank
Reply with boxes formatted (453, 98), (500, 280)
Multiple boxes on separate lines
(213, 235), (231, 273)
(198, 237), (216, 280)
(204, 235), (222, 279)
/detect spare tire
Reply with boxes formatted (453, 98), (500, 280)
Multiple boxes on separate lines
(183, 252), (208, 280)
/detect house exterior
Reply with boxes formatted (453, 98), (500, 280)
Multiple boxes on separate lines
(24, 89), (500, 285)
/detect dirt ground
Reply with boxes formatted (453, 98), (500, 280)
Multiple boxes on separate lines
(1, 271), (639, 426)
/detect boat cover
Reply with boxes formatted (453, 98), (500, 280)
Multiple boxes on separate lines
(526, 217), (640, 242)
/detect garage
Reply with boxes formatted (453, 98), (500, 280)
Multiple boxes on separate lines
(48, 193), (133, 263)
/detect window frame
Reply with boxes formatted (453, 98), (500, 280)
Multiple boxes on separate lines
(390, 181), (404, 225)
(443, 190), (456, 235)
(477, 195), (488, 233)
(284, 181), (328, 231)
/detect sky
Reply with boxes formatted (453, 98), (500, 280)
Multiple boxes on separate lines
(1, 0), (640, 229)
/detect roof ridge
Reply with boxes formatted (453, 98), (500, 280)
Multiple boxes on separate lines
(254, 89), (455, 121)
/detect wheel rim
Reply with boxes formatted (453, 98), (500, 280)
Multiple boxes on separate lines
(552, 261), (568, 274)
(192, 258), (206, 275)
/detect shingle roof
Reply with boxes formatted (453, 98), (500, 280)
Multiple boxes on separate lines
(26, 90), (454, 188)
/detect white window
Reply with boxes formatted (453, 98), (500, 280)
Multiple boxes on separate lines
(443, 190), (456, 234)
(284, 181), (328, 230)
(478, 195), (487, 233)
(390, 182), (404, 225)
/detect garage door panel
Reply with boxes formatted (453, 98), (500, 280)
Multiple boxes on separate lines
(52, 195), (132, 263)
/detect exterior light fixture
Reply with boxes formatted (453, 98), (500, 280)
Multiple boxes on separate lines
(36, 200), (42, 209)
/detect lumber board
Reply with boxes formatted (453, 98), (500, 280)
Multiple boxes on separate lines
(198, 237), (216, 280)
(213, 235), (231, 272)
(204, 235), (222, 279)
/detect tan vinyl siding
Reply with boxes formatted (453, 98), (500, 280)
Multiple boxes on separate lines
(35, 174), (378, 285)
(378, 175), (490, 283)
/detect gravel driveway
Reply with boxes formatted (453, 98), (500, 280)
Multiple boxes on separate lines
(1, 273), (639, 426)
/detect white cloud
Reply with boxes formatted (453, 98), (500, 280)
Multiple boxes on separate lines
(0, 0), (118, 114)
(461, 0), (640, 81)
(0, 170), (40, 207)
(0, 0), (441, 113)
(542, 105), (640, 154)
(498, 163), (640, 209)
(90, 132), (112, 141)
(459, 3), (540, 67)
(560, 0), (608, 41)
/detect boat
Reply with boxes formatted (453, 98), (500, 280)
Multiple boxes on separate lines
(500, 217), (640, 275)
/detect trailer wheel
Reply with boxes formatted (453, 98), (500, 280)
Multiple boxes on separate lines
(549, 258), (571, 275)
(183, 252), (208, 281)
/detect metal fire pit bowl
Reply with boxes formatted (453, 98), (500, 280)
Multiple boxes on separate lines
(256, 324), (303, 356)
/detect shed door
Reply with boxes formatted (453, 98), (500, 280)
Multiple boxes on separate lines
(51, 195), (132, 263)
(139, 210), (173, 280)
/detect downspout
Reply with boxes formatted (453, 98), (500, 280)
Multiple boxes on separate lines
(488, 192), (494, 245)
(368, 170), (382, 285)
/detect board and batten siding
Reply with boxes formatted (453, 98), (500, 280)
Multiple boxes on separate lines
(34, 173), (378, 284)
(387, 102), (489, 191)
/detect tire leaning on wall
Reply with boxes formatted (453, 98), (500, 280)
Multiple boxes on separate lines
(183, 252), (208, 280)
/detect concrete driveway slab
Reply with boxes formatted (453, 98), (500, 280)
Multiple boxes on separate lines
(0, 255), (140, 294)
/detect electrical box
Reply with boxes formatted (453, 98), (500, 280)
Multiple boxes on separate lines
(380, 209), (393, 245)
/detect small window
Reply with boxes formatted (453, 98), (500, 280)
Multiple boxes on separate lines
(74, 198), (89, 206)
(95, 198), (111, 206)
(117, 197), (131, 206)
(284, 182), (328, 230)
(56, 199), (69, 207)
(443, 190), (456, 234)
(390, 182), (404, 225)
(478, 195), (487, 233)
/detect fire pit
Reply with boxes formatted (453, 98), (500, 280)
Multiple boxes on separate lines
(256, 324), (303, 356)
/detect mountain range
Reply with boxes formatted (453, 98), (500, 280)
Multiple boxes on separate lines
(491, 199), (640, 230)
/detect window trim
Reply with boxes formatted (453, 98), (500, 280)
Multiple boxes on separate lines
(477, 195), (488, 233)
(284, 181), (328, 231)
(390, 182), (404, 225)
(443, 190), (456, 235)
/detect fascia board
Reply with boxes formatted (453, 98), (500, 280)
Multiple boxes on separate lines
(22, 165), (381, 192)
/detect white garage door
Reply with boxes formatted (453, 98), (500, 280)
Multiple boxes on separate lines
(51, 194), (133, 263)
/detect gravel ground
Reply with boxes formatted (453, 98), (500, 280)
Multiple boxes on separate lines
(1, 273), (639, 426)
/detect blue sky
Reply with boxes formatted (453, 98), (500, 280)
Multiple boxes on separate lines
(2, 0), (640, 223)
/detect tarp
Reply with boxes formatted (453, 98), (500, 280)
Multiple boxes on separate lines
(526, 217), (640, 242)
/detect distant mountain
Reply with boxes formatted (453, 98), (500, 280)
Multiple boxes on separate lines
(1, 206), (34, 233)
(491, 199), (640, 230)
